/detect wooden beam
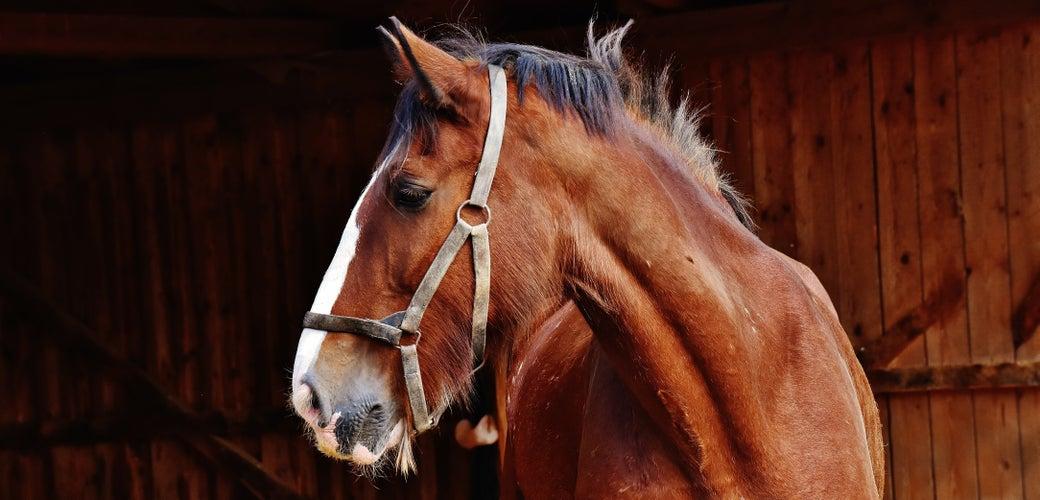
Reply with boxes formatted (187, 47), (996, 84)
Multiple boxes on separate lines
(0, 51), (393, 133)
(638, 0), (1040, 58)
(856, 274), (964, 368)
(1013, 272), (1040, 348)
(0, 269), (302, 499)
(0, 12), (345, 58)
(869, 361), (1040, 393)
(4, 0), (1040, 61)
(0, 410), (295, 450)
(511, 0), (1040, 61)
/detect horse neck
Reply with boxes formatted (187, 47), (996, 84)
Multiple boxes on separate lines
(560, 126), (805, 493)
(500, 300), (702, 496)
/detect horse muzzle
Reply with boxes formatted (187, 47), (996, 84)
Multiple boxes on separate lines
(293, 380), (401, 464)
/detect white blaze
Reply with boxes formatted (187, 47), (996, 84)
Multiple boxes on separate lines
(291, 155), (393, 391)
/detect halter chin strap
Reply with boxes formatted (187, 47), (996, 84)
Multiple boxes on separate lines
(302, 64), (508, 435)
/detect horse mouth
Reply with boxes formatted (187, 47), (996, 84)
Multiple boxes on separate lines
(346, 420), (405, 466)
(311, 416), (404, 466)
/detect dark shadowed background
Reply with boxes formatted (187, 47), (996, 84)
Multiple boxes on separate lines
(1, 0), (1039, 498)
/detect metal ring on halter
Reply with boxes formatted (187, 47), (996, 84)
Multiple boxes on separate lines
(396, 329), (421, 349)
(456, 200), (491, 228)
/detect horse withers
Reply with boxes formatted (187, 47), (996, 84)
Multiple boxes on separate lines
(289, 17), (884, 498)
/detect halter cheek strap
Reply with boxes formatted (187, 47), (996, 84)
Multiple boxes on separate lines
(302, 64), (508, 435)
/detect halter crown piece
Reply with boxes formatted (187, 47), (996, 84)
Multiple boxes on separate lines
(302, 65), (508, 435)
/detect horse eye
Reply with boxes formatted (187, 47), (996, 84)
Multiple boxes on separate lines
(392, 181), (432, 210)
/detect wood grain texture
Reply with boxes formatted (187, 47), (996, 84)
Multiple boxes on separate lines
(789, 48), (841, 304)
(829, 42), (884, 355)
(912, 33), (979, 499)
(871, 37), (936, 499)
(999, 22), (1040, 499)
(709, 56), (755, 198)
(856, 274), (964, 369)
(869, 361), (1040, 392)
(957, 28), (1025, 500)
(748, 51), (798, 255)
(5, 11), (1040, 500)
(0, 12), (343, 58)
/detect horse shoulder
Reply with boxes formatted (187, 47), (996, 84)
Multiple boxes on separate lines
(774, 250), (886, 498)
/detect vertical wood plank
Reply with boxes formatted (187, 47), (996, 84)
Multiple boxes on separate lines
(150, 440), (206, 500)
(26, 132), (65, 424)
(749, 52), (798, 255)
(957, 29), (1024, 499)
(211, 113), (255, 500)
(415, 435), (438, 500)
(174, 115), (219, 495)
(300, 105), (359, 282)
(177, 116), (211, 411)
(75, 125), (148, 500)
(1, 132), (51, 498)
(257, 107), (310, 500)
(438, 431), (474, 500)
(872, 36), (936, 499)
(268, 108), (305, 408)
(789, 48), (840, 301)
(120, 442), (153, 500)
(131, 123), (179, 396)
(108, 124), (152, 499)
(0, 148), (15, 499)
(51, 446), (102, 500)
(913, 33), (980, 500)
(831, 42), (886, 348)
(294, 443), (321, 498)
(0, 447), (15, 499)
(830, 41), (891, 497)
(260, 434), (298, 492)
(131, 122), (200, 500)
(254, 107), (313, 495)
(183, 114), (229, 415)
(240, 110), (282, 416)
(1000, 22), (1040, 499)
(30, 130), (102, 499)
(217, 113), (252, 419)
(709, 56), (755, 198)
(353, 474), (379, 500)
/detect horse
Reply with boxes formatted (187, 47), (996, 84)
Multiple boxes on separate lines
(289, 17), (885, 498)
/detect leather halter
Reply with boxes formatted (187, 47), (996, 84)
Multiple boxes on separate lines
(302, 65), (508, 435)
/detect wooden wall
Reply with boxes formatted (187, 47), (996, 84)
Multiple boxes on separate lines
(0, 11), (1038, 500)
(0, 65), (493, 498)
(682, 19), (1040, 499)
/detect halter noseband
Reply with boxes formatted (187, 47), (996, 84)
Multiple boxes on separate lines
(302, 65), (508, 435)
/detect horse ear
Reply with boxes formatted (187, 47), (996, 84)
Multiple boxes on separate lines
(378, 17), (468, 109)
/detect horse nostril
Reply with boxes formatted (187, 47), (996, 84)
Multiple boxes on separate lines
(333, 400), (386, 447)
(366, 404), (384, 427)
(309, 386), (322, 412)
(295, 381), (327, 426)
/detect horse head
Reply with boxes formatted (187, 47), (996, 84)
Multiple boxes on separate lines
(289, 18), (574, 473)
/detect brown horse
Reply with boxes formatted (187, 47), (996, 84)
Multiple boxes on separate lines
(290, 18), (884, 497)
